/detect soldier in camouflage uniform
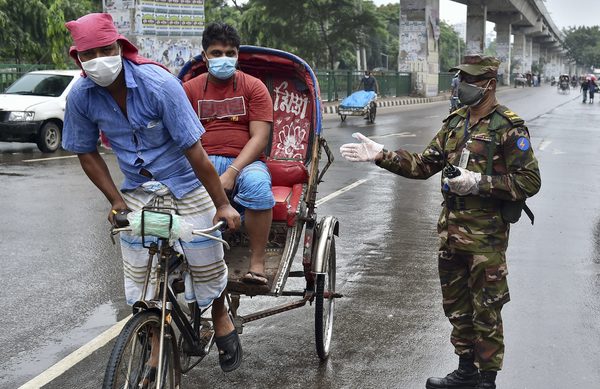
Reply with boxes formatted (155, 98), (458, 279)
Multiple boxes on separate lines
(340, 55), (541, 389)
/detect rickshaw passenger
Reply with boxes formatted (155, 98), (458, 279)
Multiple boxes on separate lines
(183, 22), (275, 287)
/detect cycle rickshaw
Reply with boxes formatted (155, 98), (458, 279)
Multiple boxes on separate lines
(338, 90), (377, 123)
(558, 74), (570, 94)
(103, 46), (340, 388)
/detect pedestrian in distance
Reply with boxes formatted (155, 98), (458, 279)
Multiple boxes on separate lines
(62, 13), (243, 374)
(450, 71), (462, 112)
(581, 77), (589, 103)
(359, 69), (379, 94)
(588, 78), (597, 104)
(340, 55), (541, 389)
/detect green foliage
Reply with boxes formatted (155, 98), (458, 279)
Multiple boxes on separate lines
(563, 26), (600, 69)
(438, 20), (464, 72)
(205, 0), (243, 28)
(375, 3), (399, 70)
(0, 0), (98, 64)
(238, 0), (384, 70)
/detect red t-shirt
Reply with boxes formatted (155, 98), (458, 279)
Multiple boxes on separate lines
(183, 70), (273, 158)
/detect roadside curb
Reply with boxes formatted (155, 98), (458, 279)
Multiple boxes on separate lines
(322, 93), (450, 114)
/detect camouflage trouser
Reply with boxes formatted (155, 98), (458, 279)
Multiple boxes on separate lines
(438, 246), (510, 371)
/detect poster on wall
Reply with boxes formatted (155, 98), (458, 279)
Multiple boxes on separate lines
(105, 0), (204, 73)
(104, 0), (134, 12)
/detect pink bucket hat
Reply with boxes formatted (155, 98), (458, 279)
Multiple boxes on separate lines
(65, 13), (139, 69)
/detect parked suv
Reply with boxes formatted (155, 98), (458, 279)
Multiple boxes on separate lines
(0, 69), (81, 152)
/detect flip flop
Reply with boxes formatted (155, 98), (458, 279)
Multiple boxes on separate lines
(214, 329), (243, 372)
(241, 271), (268, 285)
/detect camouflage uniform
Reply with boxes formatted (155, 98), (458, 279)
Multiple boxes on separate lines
(376, 104), (541, 371)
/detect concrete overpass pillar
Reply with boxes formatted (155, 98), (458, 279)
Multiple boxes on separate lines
(495, 21), (512, 86)
(398, 0), (440, 97)
(532, 42), (541, 70)
(465, 2), (487, 55)
(524, 36), (533, 73)
(513, 32), (526, 74)
(545, 52), (558, 79)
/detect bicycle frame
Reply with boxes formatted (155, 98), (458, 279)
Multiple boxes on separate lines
(111, 209), (228, 388)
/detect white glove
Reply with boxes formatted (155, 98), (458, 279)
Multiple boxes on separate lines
(339, 132), (384, 162)
(443, 167), (482, 195)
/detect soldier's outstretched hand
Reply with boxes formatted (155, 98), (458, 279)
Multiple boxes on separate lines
(443, 167), (482, 195)
(340, 132), (384, 162)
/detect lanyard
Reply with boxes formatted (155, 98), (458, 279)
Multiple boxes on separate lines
(463, 110), (471, 141)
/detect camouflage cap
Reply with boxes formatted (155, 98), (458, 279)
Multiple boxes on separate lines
(449, 55), (500, 79)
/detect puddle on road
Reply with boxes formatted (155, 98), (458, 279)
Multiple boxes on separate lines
(0, 301), (119, 387)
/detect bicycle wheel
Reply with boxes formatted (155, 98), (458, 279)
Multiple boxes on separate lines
(103, 311), (179, 389)
(314, 236), (336, 360)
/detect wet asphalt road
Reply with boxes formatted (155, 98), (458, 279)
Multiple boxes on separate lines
(1, 84), (600, 389)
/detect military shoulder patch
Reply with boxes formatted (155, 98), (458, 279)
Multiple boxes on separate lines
(516, 137), (530, 151)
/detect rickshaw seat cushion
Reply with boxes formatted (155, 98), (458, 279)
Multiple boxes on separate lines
(266, 159), (308, 187)
(271, 183), (304, 226)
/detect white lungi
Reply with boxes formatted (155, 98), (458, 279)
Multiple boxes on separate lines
(120, 183), (227, 308)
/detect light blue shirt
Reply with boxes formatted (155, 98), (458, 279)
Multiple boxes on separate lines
(63, 59), (204, 199)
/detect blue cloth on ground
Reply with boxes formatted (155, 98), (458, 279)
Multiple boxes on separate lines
(340, 90), (377, 108)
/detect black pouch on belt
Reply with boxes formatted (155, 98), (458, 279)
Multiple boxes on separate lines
(501, 200), (525, 223)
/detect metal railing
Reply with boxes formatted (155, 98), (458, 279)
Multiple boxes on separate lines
(438, 72), (455, 93)
(315, 70), (412, 101)
(0, 64), (60, 92)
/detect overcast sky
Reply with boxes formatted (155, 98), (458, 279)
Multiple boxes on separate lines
(374, 0), (598, 29)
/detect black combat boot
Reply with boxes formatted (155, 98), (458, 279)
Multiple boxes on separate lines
(475, 371), (496, 389)
(425, 356), (479, 389)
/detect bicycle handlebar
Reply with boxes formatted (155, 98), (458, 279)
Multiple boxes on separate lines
(110, 219), (230, 250)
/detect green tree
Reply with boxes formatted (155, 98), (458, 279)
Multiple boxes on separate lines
(0, 0), (99, 64)
(240, 0), (383, 70)
(0, 0), (48, 63)
(563, 26), (600, 69)
(373, 3), (399, 71)
(205, 0), (243, 27)
(438, 20), (464, 72)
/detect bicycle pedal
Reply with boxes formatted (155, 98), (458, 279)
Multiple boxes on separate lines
(288, 271), (305, 277)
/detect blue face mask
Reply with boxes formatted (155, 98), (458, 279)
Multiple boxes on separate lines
(207, 56), (237, 80)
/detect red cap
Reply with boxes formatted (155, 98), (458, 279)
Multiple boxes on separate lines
(65, 13), (139, 69)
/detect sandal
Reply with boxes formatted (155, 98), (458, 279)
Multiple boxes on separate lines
(241, 271), (268, 285)
(214, 329), (243, 372)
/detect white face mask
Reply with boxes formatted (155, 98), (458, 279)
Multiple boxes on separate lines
(79, 49), (123, 87)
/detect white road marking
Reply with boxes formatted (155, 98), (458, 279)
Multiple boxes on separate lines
(22, 153), (105, 163)
(18, 315), (131, 389)
(538, 140), (552, 151)
(370, 132), (416, 139)
(317, 179), (370, 206)
(424, 115), (440, 119)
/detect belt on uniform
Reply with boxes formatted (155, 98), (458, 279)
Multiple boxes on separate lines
(139, 168), (153, 178)
(444, 195), (501, 211)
